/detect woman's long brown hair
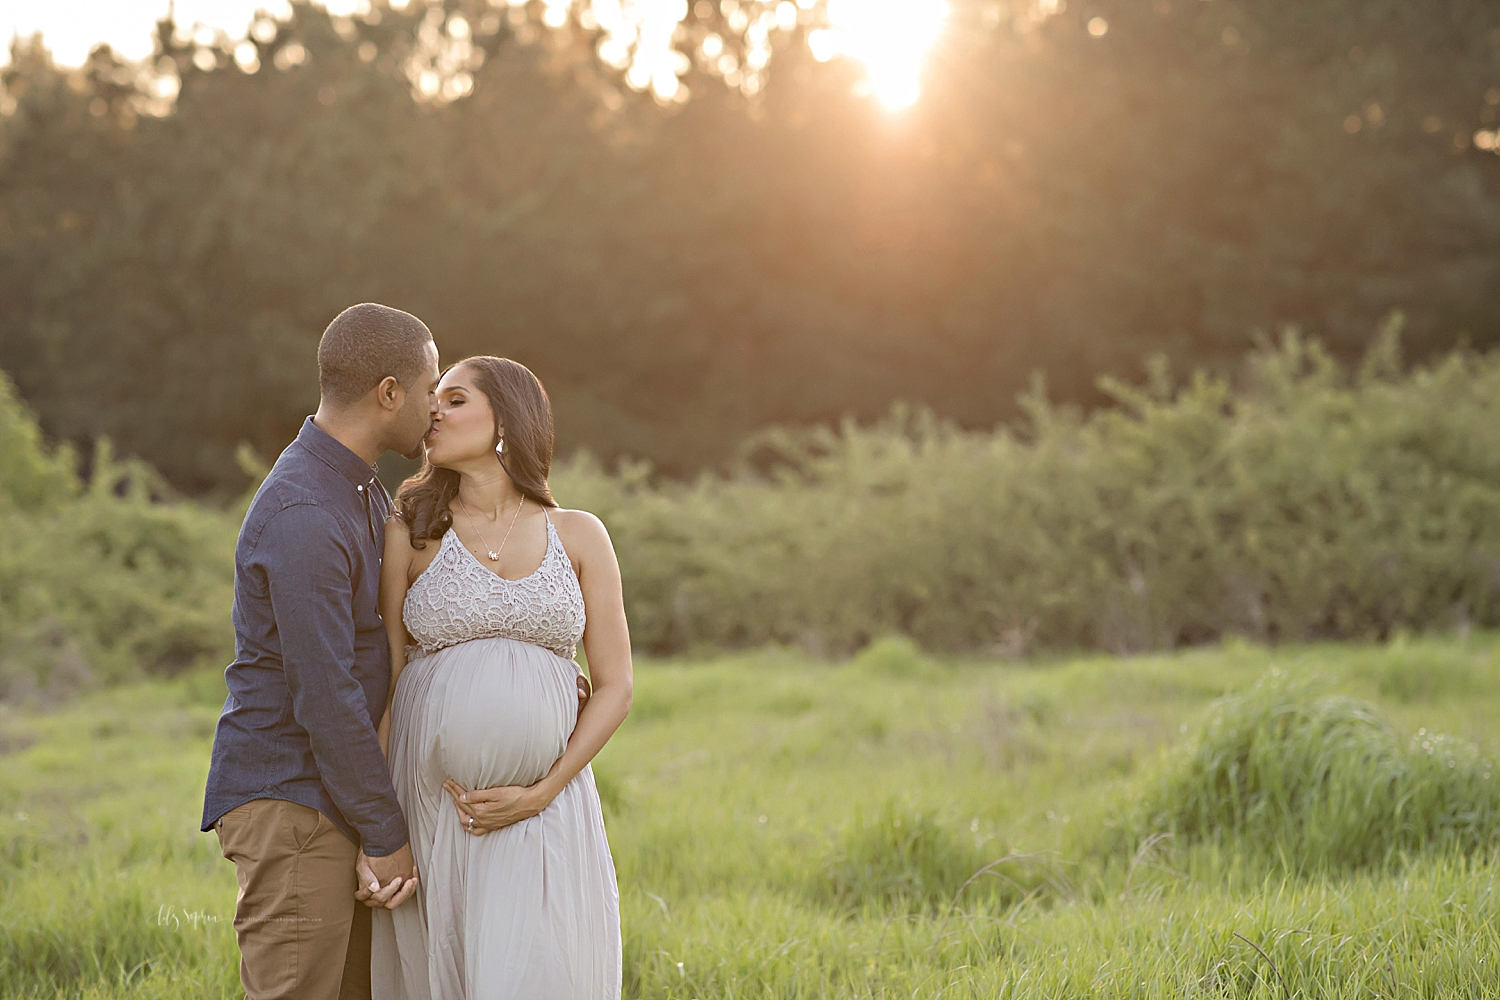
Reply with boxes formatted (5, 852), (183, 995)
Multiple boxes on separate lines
(395, 356), (558, 549)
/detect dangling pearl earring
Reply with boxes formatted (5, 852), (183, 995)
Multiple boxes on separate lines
(495, 438), (504, 459)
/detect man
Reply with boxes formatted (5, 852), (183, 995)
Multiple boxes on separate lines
(202, 303), (440, 1000)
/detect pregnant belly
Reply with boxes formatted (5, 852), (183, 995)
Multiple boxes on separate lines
(425, 637), (577, 791)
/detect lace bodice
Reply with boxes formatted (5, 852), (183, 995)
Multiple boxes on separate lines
(402, 515), (586, 659)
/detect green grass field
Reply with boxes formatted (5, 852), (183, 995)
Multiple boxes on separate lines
(5, 634), (1500, 998)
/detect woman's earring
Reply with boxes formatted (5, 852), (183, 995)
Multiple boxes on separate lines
(495, 438), (504, 458)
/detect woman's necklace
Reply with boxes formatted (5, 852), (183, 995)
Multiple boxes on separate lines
(458, 495), (525, 562)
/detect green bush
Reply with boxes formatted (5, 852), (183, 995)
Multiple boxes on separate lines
(0, 374), (235, 702)
(816, 800), (1062, 916)
(847, 635), (932, 679)
(818, 801), (988, 913)
(1349, 645), (1486, 704)
(556, 329), (1500, 656)
(1121, 671), (1500, 872)
(10, 328), (1500, 700)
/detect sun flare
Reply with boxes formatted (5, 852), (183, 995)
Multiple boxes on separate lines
(817, 0), (951, 108)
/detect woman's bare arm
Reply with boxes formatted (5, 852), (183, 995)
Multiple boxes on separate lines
(444, 509), (632, 831)
(536, 510), (633, 794)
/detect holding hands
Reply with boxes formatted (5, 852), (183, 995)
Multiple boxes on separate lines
(354, 843), (420, 909)
(357, 670), (588, 903)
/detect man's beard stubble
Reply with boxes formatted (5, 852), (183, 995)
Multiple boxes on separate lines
(400, 419), (434, 462)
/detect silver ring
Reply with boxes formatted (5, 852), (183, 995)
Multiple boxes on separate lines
(467, 816), (474, 830)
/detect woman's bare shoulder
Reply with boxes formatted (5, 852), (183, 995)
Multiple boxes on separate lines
(384, 514), (416, 559)
(549, 507), (611, 554)
(550, 507), (606, 531)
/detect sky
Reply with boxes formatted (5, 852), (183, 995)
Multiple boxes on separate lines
(0, 1), (335, 65)
(1, 0), (953, 109)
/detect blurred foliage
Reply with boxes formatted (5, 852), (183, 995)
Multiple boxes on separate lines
(847, 635), (935, 679)
(0, 374), (235, 703)
(554, 332), (1500, 655)
(6, 330), (1500, 698)
(2, 0), (1499, 494)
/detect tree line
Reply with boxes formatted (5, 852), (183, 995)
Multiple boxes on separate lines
(2, 0), (1498, 494)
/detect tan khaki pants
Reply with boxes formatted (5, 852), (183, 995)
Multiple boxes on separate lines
(215, 799), (372, 1000)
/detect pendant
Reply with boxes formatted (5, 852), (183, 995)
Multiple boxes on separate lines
(487, 551), (500, 561)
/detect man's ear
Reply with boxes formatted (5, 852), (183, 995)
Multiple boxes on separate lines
(376, 375), (402, 412)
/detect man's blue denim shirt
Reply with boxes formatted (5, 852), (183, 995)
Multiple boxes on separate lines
(201, 417), (409, 856)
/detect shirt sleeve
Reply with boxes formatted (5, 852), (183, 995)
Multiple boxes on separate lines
(257, 502), (409, 856)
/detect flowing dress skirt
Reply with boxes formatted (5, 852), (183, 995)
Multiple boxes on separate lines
(371, 637), (621, 1000)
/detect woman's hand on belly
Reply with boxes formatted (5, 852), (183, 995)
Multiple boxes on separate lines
(443, 778), (551, 836)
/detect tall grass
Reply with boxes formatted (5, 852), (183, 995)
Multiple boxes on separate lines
(1122, 672), (1500, 872)
(818, 801), (988, 913)
(6, 638), (1500, 998)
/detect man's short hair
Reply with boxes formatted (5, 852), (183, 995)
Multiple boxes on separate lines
(317, 303), (434, 407)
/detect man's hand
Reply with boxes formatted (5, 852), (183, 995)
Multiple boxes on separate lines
(576, 672), (590, 716)
(354, 843), (418, 909)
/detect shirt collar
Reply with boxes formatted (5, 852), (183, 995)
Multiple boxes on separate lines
(296, 416), (382, 491)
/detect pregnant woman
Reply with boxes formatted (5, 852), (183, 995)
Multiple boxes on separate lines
(369, 356), (631, 1000)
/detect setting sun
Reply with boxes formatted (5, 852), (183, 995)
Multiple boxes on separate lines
(818, 0), (951, 107)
